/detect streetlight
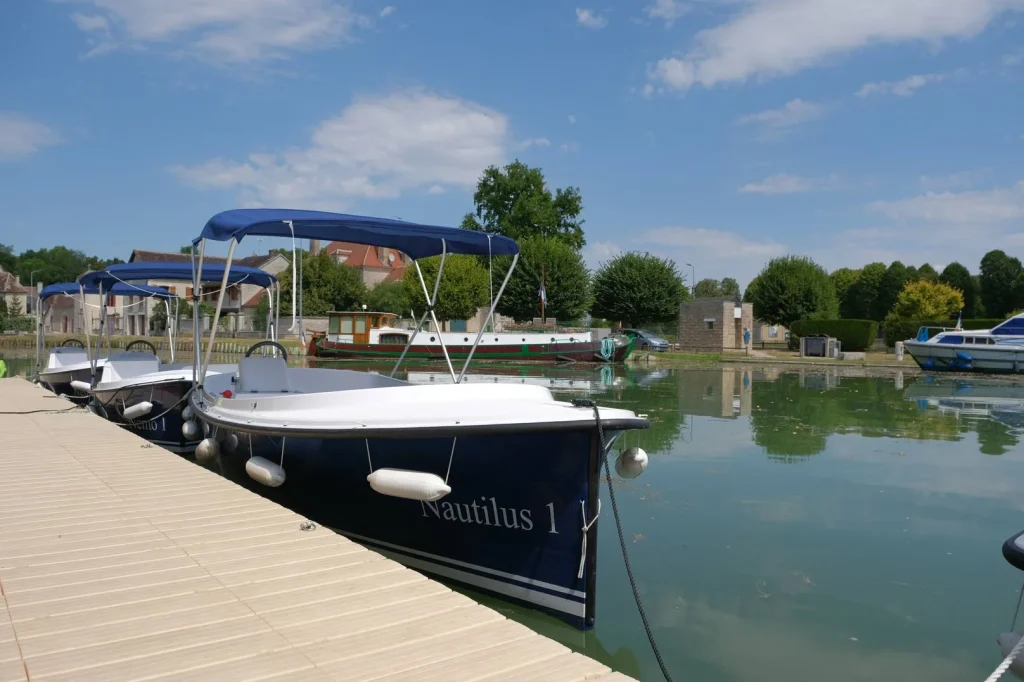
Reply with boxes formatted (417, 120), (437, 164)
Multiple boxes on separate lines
(29, 270), (40, 313)
(685, 262), (695, 296)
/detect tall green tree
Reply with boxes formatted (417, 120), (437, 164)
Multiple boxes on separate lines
(404, 255), (489, 322)
(888, 280), (964, 320)
(492, 236), (590, 322)
(461, 161), (585, 251)
(939, 262), (977, 317)
(279, 250), (366, 317)
(365, 280), (410, 317)
(7, 296), (23, 318)
(693, 278), (722, 298)
(591, 252), (687, 327)
(980, 249), (1023, 318)
(747, 255), (838, 327)
(917, 263), (939, 282)
(873, 261), (909, 320)
(719, 277), (741, 298)
(830, 267), (861, 318)
(845, 262), (886, 320)
(0, 244), (16, 274)
(14, 246), (122, 287)
(743, 275), (760, 304)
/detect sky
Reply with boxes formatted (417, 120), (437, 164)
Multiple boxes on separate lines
(1, 0), (1023, 288)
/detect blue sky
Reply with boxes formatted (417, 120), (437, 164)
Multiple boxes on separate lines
(1, 0), (1022, 286)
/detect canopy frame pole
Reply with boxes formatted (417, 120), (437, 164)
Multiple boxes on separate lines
(192, 239), (206, 392)
(200, 238), (237, 388)
(35, 289), (43, 378)
(389, 307), (432, 378)
(414, 242), (455, 382)
(168, 296), (176, 363)
(458, 252), (518, 383)
(91, 281), (106, 387)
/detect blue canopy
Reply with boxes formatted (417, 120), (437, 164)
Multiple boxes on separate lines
(196, 208), (519, 260)
(78, 261), (277, 290)
(40, 282), (175, 302)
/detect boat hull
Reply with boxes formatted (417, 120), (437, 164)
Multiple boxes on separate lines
(312, 338), (632, 363)
(904, 340), (1024, 374)
(211, 427), (606, 629)
(92, 380), (200, 453)
(38, 366), (94, 405)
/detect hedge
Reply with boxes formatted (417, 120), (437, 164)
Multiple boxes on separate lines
(882, 318), (1004, 346)
(789, 319), (879, 352)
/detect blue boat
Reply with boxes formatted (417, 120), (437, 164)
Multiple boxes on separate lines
(75, 262), (279, 453)
(186, 209), (652, 628)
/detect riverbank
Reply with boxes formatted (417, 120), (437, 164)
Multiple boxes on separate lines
(0, 333), (305, 355)
(631, 348), (920, 371)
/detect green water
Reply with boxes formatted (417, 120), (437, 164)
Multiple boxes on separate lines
(6, 349), (1023, 681)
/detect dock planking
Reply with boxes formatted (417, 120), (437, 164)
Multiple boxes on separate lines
(0, 378), (633, 682)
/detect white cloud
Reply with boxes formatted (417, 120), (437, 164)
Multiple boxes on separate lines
(740, 173), (812, 195)
(641, 83), (655, 98)
(173, 89), (507, 208)
(642, 226), (788, 285)
(427, 184), (444, 195)
(380, 5), (395, 17)
(559, 142), (580, 152)
(576, 8), (608, 29)
(869, 181), (1024, 224)
(646, 0), (1022, 91)
(516, 137), (551, 150)
(567, 114), (576, 124)
(856, 73), (947, 97)
(737, 99), (823, 129)
(66, 0), (370, 63)
(0, 113), (61, 161)
(645, 0), (687, 26)
(583, 241), (622, 268)
(918, 170), (987, 190)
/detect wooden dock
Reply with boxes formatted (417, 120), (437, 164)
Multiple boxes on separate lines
(0, 378), (631, 682)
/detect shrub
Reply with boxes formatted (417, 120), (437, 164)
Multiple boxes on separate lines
(882, 318), (1004, 346)
(789, 319), (879, 352)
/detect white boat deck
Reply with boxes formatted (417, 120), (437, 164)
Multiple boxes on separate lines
(0, 378), (632, 682)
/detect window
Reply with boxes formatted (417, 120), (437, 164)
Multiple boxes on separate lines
(769, 326), (778, 338)
(329, 316), (340, 334)
(937, 335), (964, 344)
(107, 295), (116, 307)
(705, 320), (715, 330)
(380, 333), (408, 344)
(371, 316), (379, 328)
(340, 316), (353, 334)
(355, 317), (367, 334)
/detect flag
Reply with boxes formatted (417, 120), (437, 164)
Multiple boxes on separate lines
(954, 310), (962, 331)
(539, 286), (547, 306)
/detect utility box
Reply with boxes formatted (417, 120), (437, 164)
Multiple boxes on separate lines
(800, 335), (841, 358)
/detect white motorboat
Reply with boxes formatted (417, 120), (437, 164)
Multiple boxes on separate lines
(186, 208), (652, 629)
(904, 313), (1024, 373)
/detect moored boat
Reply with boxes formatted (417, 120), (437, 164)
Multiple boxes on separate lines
(309, 310), (632, 362)
(186, 208), (652, 628)
(903, 313), (1024, 374)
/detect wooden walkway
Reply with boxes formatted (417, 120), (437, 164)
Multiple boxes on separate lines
(0, 378), (631, 682)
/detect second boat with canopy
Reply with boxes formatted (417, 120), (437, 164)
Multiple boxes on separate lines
(186, 209), (652, 629)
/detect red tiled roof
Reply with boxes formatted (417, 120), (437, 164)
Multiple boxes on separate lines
(383, 265), (407, 283)
(324, 242), (408, 270)
(0, 269), (29, 294)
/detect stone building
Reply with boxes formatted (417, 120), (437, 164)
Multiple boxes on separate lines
(678, 297), (754, 352)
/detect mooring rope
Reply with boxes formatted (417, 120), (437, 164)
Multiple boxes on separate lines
(985, 634), (1024, 682)
(573, 397), (673, 682)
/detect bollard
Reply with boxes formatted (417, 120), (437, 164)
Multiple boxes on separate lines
(894, 341), (904, 362)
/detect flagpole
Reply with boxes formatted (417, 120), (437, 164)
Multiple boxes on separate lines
(540, 263), (546, 322)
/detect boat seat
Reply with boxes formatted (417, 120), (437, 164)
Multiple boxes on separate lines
(237, 357), (292, 393)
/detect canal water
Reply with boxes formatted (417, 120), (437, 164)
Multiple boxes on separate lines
(5, 350), (1023, 681)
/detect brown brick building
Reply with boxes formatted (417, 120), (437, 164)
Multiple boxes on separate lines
(677, 297), (754, 352)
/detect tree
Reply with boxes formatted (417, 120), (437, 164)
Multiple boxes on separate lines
(365, 280), (410, 317)
(404, 255), (489, 322)
(179, 245), (194, 255)
(279, 250), (366, 317)
(888, 280), (964, 320)
(719, 277), (741, 298)
(253, 295), (270, 331)
(7, 296), (23, 318)
(747, 255), (838, 327)
(13, 246), (122, 288)
(461, 161), (585, 251)
(980, 250), (1023, 318)
(492, 236), (590, 322)
(150, 300), (168, 332)
(0, 244), (15, 274)
(590, 252), (687, 327)
(0, 298), (7, 331)
(917, 263), (939, 282)
(846, 262), (886, 320)
(830, 268), (861, 319)
(939, 262), (977, 317)
(693, 278), (721, 298)
(873, 261), (909, 320)
(743, 275), (760, 304)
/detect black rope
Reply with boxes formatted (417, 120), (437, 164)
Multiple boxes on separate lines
(572, 398), (673, 682)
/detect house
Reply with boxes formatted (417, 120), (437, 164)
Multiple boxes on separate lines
(752, 321), (789, 345)
(126, 249), (291, 334)
(678, 297), (754, 352)
(324, 242), (409, 288)
(0, 267), (30, 320)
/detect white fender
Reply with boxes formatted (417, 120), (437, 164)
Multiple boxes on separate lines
(122, 401), (152, 421)
(182, 420), (199, 440)
(70, 380), (91, 393)
(246, 456), (286, 487)
(367, 468), (451, 502)
(194, 437), (219, 463)
(223, 432), (239, 454)
(615, 446), (649, 479)
(182, 405), (193, 421)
